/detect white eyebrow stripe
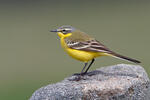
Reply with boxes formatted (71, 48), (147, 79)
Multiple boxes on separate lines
(64, 28), (72, 31)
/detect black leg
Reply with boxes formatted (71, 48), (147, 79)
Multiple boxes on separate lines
(83, 59), (95, 74)
(81, 63), (88, 74)
(73, 63), (88, 76)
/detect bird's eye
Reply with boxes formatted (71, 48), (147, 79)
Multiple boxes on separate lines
(62, 29), (68, 34)
(62, 29), (66, 32)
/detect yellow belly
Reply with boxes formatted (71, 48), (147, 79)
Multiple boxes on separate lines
(66, 48), (101, 62)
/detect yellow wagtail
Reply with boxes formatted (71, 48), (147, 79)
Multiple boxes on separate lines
(51, 25), (141, 75)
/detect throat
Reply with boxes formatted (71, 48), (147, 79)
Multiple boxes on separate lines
(60, 38), (68, 49)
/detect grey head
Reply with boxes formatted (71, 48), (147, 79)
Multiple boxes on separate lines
(51, 25), (76, 34)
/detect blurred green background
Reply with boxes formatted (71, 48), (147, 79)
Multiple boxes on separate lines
(0, 0), (150, 100)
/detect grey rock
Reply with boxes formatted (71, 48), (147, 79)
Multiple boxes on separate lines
(30, 64), (150, 100)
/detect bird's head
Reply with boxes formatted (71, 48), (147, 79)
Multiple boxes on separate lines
(51, 25), (75, 38)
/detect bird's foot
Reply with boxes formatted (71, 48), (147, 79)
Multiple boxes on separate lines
(73, 73), (81, 76)
(73, 72), (86, 76)
(69, 73), (87, 81)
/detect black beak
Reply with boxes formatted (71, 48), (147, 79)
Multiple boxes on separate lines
(50, 29), (59, 32)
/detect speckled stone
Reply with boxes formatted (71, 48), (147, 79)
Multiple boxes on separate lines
(30, 64), (150, 100)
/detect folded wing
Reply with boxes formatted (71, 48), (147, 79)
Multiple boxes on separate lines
(66, 39), (113, 53)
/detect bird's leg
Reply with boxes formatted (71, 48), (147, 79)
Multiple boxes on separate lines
(80, 63), (88, 74)
(73, 63), (88, 76)
(83, 59), (95, 74)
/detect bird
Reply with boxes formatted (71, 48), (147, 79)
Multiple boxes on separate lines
(51, 25), (141, 75)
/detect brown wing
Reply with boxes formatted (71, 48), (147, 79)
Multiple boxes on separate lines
(66, 39), (113, 53)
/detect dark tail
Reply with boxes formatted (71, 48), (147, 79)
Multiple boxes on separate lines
(111, 53), (141, 64)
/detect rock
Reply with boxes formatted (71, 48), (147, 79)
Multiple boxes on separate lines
(30, 64), (150, 100)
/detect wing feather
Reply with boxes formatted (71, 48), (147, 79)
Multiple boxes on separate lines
(66, 39), (113, 53)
